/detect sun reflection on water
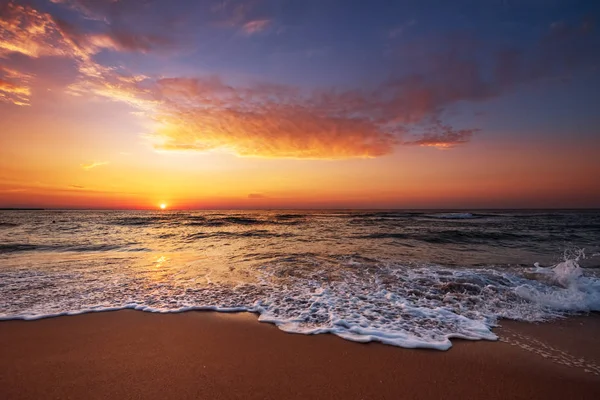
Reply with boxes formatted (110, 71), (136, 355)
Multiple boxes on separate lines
(154, 255), (168, 268)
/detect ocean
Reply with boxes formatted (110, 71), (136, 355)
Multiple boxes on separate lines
(1, 210), (599, 350)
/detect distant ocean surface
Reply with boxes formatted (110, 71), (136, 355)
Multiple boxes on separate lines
(1, 210), (599, 350)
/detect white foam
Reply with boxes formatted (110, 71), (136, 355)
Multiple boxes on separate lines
(0, 254), (599, 350)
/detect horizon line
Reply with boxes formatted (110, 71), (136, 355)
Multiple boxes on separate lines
(2, 207), (600, 211)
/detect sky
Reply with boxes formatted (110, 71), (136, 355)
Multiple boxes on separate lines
(0, 0), (599, 209)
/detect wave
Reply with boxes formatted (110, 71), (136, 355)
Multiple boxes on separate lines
(185, 230), (293, 240)
(110, 216), (169, 226)
(419, 230), (528, 244)
(218, 217), (264, 225)
(357, 233), (411, 239)
(1, 251), (598, 351)
(185, 221), (218, 226)
(356, 230), (528, 244)
(425, 213), (479, 219)
(0, 243), (148, 254)
(0, 244), (38, 253)
(274, 213), (305, 220)
(183, 215), (305, 227)
(0, 222), (18, 228)
(106, 215), (309, 228)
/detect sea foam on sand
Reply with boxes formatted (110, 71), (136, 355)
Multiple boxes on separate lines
(1, 250), (599, 350)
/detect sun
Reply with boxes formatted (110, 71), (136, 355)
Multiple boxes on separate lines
(159, 203), (167, 210)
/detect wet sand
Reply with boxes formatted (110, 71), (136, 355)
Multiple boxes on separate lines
(1, 311), (599, 400)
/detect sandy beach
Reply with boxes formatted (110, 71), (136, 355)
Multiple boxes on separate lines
(1, 311), (599, 400)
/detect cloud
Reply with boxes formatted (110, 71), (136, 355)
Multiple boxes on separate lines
(0, 1), (474, 155)
(81, 161), (109, 170)
(0, 1), (170, 105)
(85, 17), (599, 159)
(0, 64), (32, 105)
(0, 2), (75, 59)
(49, 0), (133, 23)
(88, 30), (171, 53)
(145, 22), (597, 158)
(242, 19), (270, 35)
(212, 0), (260, 28)
(403, 118), (479, 149)
(54, 18), (172, 54)
(49, 0), (111, 21)
(3, 2), (598, 158)
(147, 77), (397, 158)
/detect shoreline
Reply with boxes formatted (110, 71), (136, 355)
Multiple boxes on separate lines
(1, 311), (599, 400)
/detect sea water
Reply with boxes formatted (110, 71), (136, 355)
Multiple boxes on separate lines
(1, 210), (599, 350)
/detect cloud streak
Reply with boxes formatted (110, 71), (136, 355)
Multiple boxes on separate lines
(81, 161), (109, 170)
(0, 64), (32, 105)
(403, 118), (479, 149)
(242, 19), (270, 35)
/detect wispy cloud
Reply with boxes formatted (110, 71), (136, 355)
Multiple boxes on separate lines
(242, 19), (270, 35)
(81, 161), (109, 170)
(49, 0), (141, 24)
(212, 0), (259, 28)
(0, 64), (32, 106)
(49, 0), (114, 22)
(0, 1), (170, 106)
(403, 118), (479, 149)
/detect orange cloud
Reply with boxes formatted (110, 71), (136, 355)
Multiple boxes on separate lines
(86, 31), (171, 53)
(146, 77), (397, 158)
(0, 1), (170, 105)
(0, 64), (32, 105)
(66, 72), (480, 158)
(81, 161), (109, 170)
(242, 19), (270, 35)
(403, 118), (479, 149)
(4, 2), (595, 160)
(0, 2), (76, 58)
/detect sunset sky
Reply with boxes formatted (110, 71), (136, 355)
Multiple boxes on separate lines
(1, 0), (599, 209)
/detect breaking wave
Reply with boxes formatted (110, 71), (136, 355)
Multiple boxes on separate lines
(1, 251), (598, 350)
